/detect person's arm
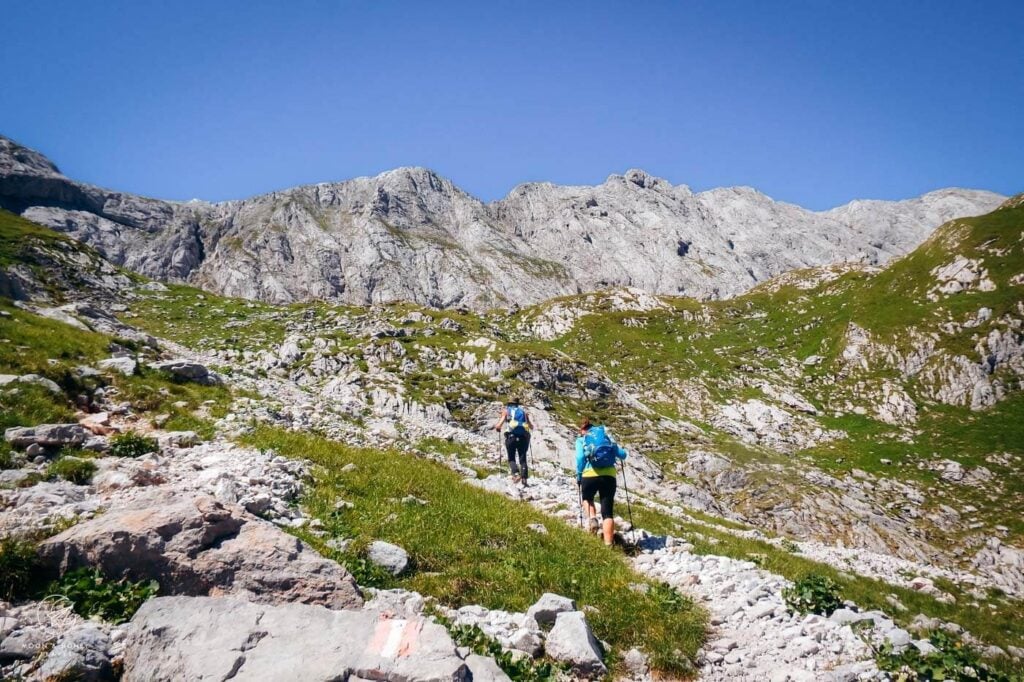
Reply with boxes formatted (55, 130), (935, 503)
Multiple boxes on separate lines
(525, 411), (534, 430)
(494, 409), (507, 431)
(574, 438), (585, 480)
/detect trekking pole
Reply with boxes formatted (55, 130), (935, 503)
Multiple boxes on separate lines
(496, 431), (502, 467)
(577, 480), (584, 530)
(620, 460), (636, 545)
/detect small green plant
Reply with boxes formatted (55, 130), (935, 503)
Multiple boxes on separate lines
(15, 472), (44, 488)
(871, 629), (1017, 682)
(341, 556), (395, 589)
(0, 536), (42, 600)
(46, 567), (157, 623)
(108, 432), (158, 458)
(783, 573), (843, 616)
(649, 582), (688, 614)
(442, 618), (566, 681)
(0, 449), (12, 470)
(781, 539), (801, 553)
(46, 457), (97, 485)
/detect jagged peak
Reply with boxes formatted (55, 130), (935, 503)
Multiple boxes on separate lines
(0, 134), (64, 179)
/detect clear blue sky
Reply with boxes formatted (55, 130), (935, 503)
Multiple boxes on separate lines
(2, 1), (1021, 208)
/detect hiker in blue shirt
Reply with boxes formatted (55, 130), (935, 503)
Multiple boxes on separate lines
(575, 418), (627, 546)
(494, 398), (533, 486)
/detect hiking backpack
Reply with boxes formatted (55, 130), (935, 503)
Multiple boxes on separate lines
(507, 405), (528, 436)
(583, 426), (618, 468)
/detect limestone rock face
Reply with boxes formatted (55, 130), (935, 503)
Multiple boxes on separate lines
(38, 493), (363, 610)
(122, 596), (470, 682)
(0, 134), (1004, 310)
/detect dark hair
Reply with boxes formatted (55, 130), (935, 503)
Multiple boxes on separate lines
(579, 418), (592, 432)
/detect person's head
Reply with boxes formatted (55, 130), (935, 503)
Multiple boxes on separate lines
(578, 418), (592, 434)
(506, 396), (520, 406)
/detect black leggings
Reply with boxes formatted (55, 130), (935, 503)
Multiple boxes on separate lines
(580, 475), (617, 519)
(505, 432), (529, 479)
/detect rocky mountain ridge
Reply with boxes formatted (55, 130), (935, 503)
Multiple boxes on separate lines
(0, 135), (1005, 309)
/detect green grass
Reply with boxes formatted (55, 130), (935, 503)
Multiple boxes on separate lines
(243, 426), (706, 676)
(0, 296), (231, 439)
(125, 283), (292, 352)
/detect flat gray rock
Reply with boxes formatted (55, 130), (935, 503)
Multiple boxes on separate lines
(150, 359), (220, 385)
(122, 596), (470, 682)
(464, 654), (511, 682)
(35, 624), (114, 681)
(39, 493), (362, 609)
(0, 626), (52, 662)
(5, 423), (87, 448)
(96, 356), (137, 376)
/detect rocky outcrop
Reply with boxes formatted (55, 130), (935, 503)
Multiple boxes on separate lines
(122, 596), (469, 682)
(4, 424), (87, 449)
(38, 493), (363, 610)
(0, 134), (1004, 310)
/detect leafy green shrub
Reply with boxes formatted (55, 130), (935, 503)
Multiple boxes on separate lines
(46, 457), (97, 485)
(109, 432), (158, 458)
(781, 539), (801, 553)
(46, 567), (157, 623)
(783, 574), (843, 616)
(873, 629), (1016, 682)
(0, 536), (41, 600)
(0, 449), (12, 470)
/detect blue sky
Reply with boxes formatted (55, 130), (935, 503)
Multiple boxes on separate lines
(1, 1), (1021, 208)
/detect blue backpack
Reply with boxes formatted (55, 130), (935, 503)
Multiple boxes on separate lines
(583, 426), (618, 468)
(507, 405), (528, 436)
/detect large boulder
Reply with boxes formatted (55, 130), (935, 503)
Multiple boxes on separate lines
(543, 611), (606, 678)
(122, 596), (470, 681)
(4, 424), (87, 449)
(38, 493), (362, 609)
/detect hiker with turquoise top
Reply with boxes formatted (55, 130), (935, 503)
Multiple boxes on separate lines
(575, 418), (628, 546)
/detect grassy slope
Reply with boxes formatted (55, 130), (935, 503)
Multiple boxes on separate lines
(0, 297), (232, 436)
(245, 427), (706, 675)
